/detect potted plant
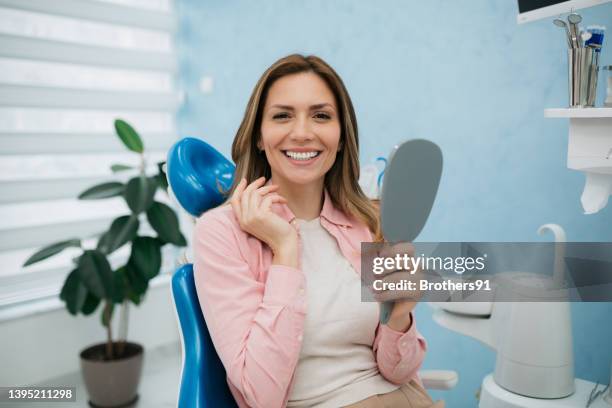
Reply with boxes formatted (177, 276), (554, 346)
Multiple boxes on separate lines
(23, 119), (186, 407)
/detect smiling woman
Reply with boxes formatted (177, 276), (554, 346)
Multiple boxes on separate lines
(258, 72), (341, 188)
(192, 54), (439, 408)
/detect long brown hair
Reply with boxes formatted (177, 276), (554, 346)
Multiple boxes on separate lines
(222, 54), (382, 242)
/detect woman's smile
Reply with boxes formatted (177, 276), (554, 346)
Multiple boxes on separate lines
(282, 149), (322, 165)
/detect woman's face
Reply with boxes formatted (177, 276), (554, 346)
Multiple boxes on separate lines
(259, 72), (341, 188)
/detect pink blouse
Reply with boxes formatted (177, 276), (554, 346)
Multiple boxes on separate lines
(192, 188), (427, 408)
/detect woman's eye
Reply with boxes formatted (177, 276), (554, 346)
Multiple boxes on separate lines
(272, 112), (290, 120)
(314, 112), (331, 120)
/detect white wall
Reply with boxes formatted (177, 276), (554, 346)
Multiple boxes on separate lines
(0, 279), (179, 386)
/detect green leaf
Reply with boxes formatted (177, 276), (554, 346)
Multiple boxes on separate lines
(124, 263), (148, 296)
(128, 236), (162, 280)
(23, 239), (81, 266)
(60, 269), (88, 315)
(97, 231), (109, 253)
(77, 250), (114, 299)
(114, 119), (143, 153)
(97, 216), (139, 254)
(156, 161), (168, 191)
(124, 176), (157, 214)
(129, 294), (142, 305)
(112, 268), (127, 304)
(101, 302), (114, 327)
(146, 202), (187, 246)
(111, 164), (134, 173)
(123, 264), (149, 305)
(127, 289), (143, 305)
(78, 182), (124, 200)
(81, 291), (101, 315)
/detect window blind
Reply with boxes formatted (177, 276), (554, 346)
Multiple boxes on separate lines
(0, 0), (180, 312)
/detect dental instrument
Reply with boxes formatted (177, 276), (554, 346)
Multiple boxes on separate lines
(568, 13), (583, 48)
(583, 25), (605, 105)
(554, 18), (574, 48)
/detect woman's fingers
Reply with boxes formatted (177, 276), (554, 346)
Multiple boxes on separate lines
(372, 270), (423, 303)
(255, 184), (279, 195)
(260, 193), (287, 212)
(241, 177), (265, 221)
(369, 241), (423, 303)
(231, 177), (283, 227)
(231, 177), (246, 199)
(375, 242), (416, 277)
(230, 178), (247, 221)
(378, 241), (415, 259)
(248, 183), (279, 216)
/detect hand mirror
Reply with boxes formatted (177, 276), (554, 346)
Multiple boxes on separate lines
(379, 139), (443, 323)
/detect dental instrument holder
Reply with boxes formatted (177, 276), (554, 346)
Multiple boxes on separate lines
(378, 139), (443, 324)
(604, 65), (612, 107)
(569, 47), (599, 107)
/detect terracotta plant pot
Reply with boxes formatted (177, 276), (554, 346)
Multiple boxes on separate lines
(80, 342), (144, 408)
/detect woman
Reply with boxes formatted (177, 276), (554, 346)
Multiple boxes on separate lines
(193, 54), (441, 408)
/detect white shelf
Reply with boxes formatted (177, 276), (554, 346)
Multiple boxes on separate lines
(544, 107), (612, 118)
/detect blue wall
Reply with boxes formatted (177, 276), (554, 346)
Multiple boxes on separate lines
(176, 1), (612, 405)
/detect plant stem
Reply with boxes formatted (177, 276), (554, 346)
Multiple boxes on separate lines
(139, 153), (146, 174)
(117, 299), (129, 356)
(104, 302), (114, 360)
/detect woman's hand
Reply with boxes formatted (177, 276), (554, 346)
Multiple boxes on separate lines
(230, 177), (298, 258)
(371, 242), (423, 332)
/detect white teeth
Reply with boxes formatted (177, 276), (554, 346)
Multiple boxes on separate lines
(284, 151), (319, 160)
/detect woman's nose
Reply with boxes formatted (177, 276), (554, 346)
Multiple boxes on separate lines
(289, 115), (314, 141)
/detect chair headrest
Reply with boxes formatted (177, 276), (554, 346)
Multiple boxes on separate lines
(167, 137), (235, 217)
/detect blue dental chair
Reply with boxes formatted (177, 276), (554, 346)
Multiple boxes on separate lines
(167, 137), (237, 408)
(171, 263), (238, 408)
(167, 137), (457, 408)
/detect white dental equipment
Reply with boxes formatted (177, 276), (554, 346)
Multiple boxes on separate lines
(544, 108), (612, 214)
(430, 224), (612, 408)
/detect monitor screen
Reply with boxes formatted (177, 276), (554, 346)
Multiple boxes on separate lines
(517, 0), (611, 23)
(518, 0), (569, 13)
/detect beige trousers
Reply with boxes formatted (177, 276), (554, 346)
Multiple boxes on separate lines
(343, 380), (445, 408)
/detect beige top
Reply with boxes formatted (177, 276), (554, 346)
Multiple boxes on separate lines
(286, 217), (400, 408)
